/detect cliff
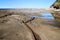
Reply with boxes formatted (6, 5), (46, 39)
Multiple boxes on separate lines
(50, 0), (60, 23)
(51, 0), (60, 9)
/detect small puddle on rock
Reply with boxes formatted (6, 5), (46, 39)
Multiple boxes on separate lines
(32, 12), (59, 25)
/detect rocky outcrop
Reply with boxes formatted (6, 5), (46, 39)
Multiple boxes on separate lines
(50, 0), (60, 23)
(0, 10), (41, 40)
(51, 0), (60, 9)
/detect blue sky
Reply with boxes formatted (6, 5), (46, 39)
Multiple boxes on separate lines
(0, 0), (55, 8)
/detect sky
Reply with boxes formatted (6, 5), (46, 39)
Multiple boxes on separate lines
(0, 0), (55, 8)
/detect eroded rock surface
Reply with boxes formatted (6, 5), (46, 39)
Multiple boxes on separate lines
(51, 0), (60, 24)
(0, 11), (36, 40)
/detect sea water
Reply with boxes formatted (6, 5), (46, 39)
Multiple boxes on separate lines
(40, 12), (54, 20)
(32, 12), (54, 20)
